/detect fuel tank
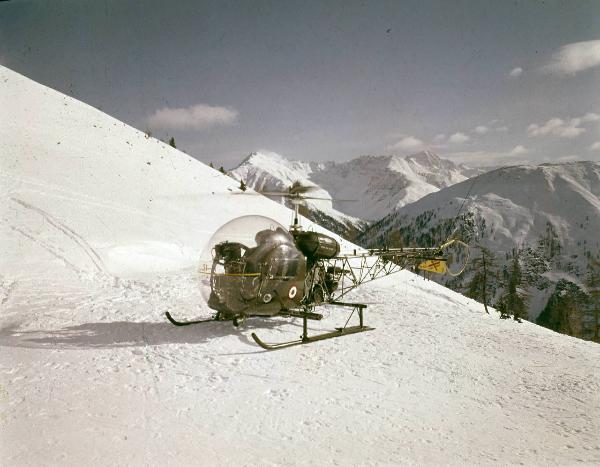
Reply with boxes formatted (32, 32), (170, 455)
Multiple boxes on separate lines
(294, 231), (340, 260)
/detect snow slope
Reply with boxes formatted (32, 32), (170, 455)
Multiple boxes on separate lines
(360, 163), (600, 319)
(0, 66), (354, 285)
(231, 150), (480, 223)
(378, 163), (600, 256)
(1, 66), (600, 466)
(3, 271), (600, 466)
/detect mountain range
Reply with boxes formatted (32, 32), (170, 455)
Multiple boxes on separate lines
(360, 162), (600, 337)
(230, 150), (481, 237)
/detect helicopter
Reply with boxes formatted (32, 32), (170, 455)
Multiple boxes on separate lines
(165, 181), (468, 350)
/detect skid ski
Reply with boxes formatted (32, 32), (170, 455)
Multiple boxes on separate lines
(251, 325), (374, 350)
(252, 302), (372, 350)
(165, 311), (219, 326)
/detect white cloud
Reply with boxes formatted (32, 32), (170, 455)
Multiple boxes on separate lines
(147, 103), (238, 130)
(581, 112), (600, 123)
(433, 133), (446, 143)
(487, 120), (508, 132)
(508, 145), (529, 156)
(589, 142), (600, 151)
(543, 39), (600, 75)
(508, 67), (523, 78)
(388, 136), (425, 151)
(448, 132), (470, 144)
(443, 145), (534, 166)
(474, 125), (489, 135)
(556, 154), (581, 162)
(526, 114), (596, 138)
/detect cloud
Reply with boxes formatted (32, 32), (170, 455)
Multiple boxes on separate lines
(556, 154), (581, 162)
(443, 146), (533, 167)
(543, 39), (600, 75)
(388, 136), (425, 151)
(487, 120), (508, 132)
(147, 103), (238, 130)
(474, 125), (489, 135)
(448, 132), (470, 144)
(581, 112), (600, 123)
(508, 67), (523, 78)
(526, 113), (599, 138)
(433, 133), (446, 143)
(589, 142), (600, 151)
(443, 150), (518, 167)
(508, 145), (529, 156)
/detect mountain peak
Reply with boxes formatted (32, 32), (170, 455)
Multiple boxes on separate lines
(405, 149), (443, 165)
(232, 149), (478, 222)
(237, 150), (286, 168)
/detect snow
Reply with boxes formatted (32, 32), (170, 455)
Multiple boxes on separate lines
(0, 67), (355, 282)
(232, 150), (480, 223)
(367, 163), (600, 318)
(2, 272), (599, 466)
(2, 66), (600, 466)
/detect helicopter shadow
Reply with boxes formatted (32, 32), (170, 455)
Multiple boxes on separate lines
(0, 317), (292, 352)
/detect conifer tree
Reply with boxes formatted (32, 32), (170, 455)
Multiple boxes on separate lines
(219, 166), (226, 174)
(505, 250), (528, 322)
(466, 244), (497, 314)
(209, 162), (214, 168)
(240, 179), (247, 191)
(586, 258), (600, 342)
(168, 136), (176, 148)
(387, 230), (404, 248)
(496, 295), (510, 320)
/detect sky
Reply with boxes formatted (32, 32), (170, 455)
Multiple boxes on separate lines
(1, 0), (600, 168)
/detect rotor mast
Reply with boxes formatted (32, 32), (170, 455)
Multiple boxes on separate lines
(289, 196), (303, 234)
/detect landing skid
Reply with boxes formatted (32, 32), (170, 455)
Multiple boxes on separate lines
(251, 302), (373, 351)
(251, 325), (374, 350)
(165, 311), (220, 326)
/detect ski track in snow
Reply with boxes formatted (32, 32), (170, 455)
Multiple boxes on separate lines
(1, 271), (599, 466)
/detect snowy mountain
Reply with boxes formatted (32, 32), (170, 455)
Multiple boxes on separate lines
(0, 69), (355, 286)
(229, 151), (366, 240)
(360, 162), (600, 339)
(230, 150), (481, 239)
(1, 66), (599, 466)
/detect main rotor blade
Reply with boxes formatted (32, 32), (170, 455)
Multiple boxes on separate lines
(301, 196), (357, 202)
(230, 191), (313, 198)
(257, 191), (296, 196)
(298, 196), (332, 201)
(289, 181), (319, 194)
(230, 192), (356, 202)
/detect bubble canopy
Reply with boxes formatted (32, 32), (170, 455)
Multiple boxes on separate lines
(198, 215), (295, 311)
(199, 215), (289, 263)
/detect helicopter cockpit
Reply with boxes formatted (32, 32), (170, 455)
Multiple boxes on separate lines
(199, 216), (307, 319)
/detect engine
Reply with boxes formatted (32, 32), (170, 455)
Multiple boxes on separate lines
(294, 231), (340, 261)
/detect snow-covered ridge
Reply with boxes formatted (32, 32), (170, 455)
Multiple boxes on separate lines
(231, 150), (481, 223)
(387, 162), (600, 255)
(0, 66), (354, 284)
(361, 161), (600, 321)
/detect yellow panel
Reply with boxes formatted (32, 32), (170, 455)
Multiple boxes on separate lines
(418, 260), (447, 274)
